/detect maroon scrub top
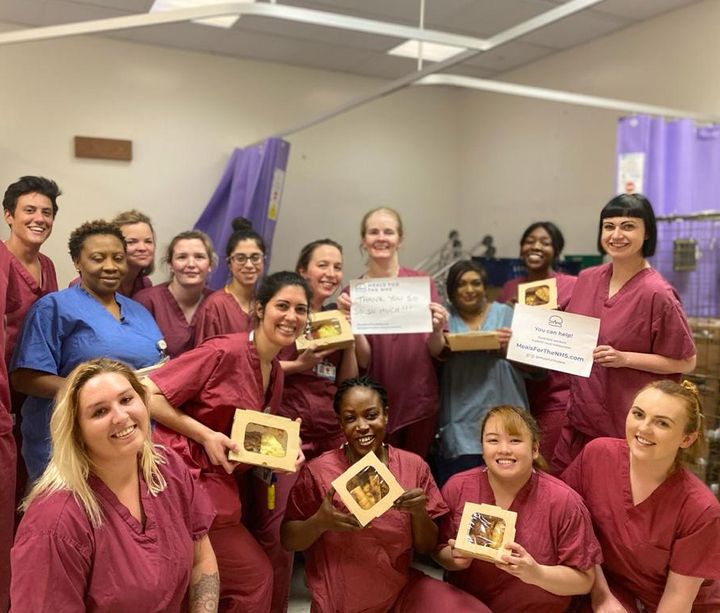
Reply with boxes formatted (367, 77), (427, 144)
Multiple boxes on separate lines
(10, 448), (215, 612)
(193, 288), (253, 346)
(135, 283), (212, 358)
(1, 243), (57, 365)
(562, 438), (720, 612)
(439, 466), (602, 612)
(360, 267), (441, 434)
(565, 264), (695, 439)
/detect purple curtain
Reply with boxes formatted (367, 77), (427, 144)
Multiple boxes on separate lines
(616, 115), (720, 215)
(617, 115), (720, 316)
(194, 138), (291, 290)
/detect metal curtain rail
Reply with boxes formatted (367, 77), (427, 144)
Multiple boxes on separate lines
(416, 74), (720, 123)
(0, 0), (606, 139)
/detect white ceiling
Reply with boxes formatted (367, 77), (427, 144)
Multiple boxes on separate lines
(0, 0), (703, 79)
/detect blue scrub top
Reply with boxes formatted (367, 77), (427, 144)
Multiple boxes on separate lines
(439, 302), (529, 459)
(11, 285), (165, 480)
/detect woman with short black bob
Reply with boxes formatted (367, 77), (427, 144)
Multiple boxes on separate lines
(556, 194), (696, 470)
(281, 376), (487, 612)
(11, 358), (217, 612)
(562, 380), (720, 612)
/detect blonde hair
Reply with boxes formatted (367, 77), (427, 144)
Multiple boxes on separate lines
(637, 379), (707, 470)
(360, 207), (404, 240)
(112, 209), (156, 275)
(22, 359), (167, 527)
(480, 405), (548, 471)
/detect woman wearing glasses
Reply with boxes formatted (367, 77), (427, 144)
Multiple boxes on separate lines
(194, 217), (266, 344)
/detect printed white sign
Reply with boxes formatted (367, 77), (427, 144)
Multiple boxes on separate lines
(350, 277), (432, 335)
(617, 152), (645, 195)
(507, 305), (600, 377)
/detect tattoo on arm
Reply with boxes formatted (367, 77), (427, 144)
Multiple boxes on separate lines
(189, 572), (219, 613)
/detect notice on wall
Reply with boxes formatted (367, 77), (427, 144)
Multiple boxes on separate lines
(506, 305), (600, 377)
(617, 152), (645, 195)
(350, 277), (432, 335)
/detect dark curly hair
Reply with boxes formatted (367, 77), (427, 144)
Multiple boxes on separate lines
(3, 176), (61, 215)
(333, 376), (389, 414)
(68, 220), (125, 262)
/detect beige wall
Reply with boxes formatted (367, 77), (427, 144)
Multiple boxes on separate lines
(456, 0), (720, 259)
(1, 0), (717, 284)
(0, 25), (462, 284)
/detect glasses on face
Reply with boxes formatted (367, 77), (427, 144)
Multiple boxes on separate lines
(228, 253), (264, 266)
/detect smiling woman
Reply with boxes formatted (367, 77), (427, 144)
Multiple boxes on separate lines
(434, 405), (601, 612)
(281, 376), (489, 612)
(135, 230), (216, 358)
(10, 358), (218, 612)
(144, 271), (310, 612)
(562, 380), (720, 612)
(193, 217), (267, 345)
(9, 220), (166, 481)
(437, 260), (529, 485)
(557, 194), (697, 470)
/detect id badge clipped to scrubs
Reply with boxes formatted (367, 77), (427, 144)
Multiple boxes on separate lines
(314, 360), (336, 381)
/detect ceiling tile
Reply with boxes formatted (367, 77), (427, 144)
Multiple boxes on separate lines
(520, 8), (630, 48)
(591, 0), (699, 21)
(463, 40), (555, 72)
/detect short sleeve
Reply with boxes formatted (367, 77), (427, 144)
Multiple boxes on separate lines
(438, 477), (464, 546)
(150, 341), (224, 407)
(554, 489), (603, 570)
(670, 505), (720, 579)
(285, 464), (325, 522)
(559, 447), (586, 498)
(169, 449), (215, 540)
(11, 497), (93, 610)
(9, 296), (63, 374)
(650, 295), (695, 360)
(415, 459), (448, 520)
(193, 300), (226, 346)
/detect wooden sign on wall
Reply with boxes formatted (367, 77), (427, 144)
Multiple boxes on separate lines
(74, 136), (132, 161)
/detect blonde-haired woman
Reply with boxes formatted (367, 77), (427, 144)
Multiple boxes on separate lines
(338, 207), (447, 458)
(112, 209), (156, 297)
(11, 358), (218, 612)
(562, 380), (720, 612)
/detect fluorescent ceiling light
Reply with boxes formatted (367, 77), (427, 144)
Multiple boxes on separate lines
(149, 0), (254, 28)
(387, 39), (466, 62)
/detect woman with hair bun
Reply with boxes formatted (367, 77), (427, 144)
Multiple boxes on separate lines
(557, 194), (696, 469)
(135, 230), (216, 358)
(194, 217), (265, 344)
(498, 222), (576, 468)
(562, 380), (720, 612)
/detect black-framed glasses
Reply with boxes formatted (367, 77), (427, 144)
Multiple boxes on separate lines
(228, 253), (264, 266)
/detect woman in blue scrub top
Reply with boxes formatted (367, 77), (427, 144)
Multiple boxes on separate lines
(10, 220), (165, 481)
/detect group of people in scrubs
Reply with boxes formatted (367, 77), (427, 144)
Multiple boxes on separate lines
(0, 173), (716, 613)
